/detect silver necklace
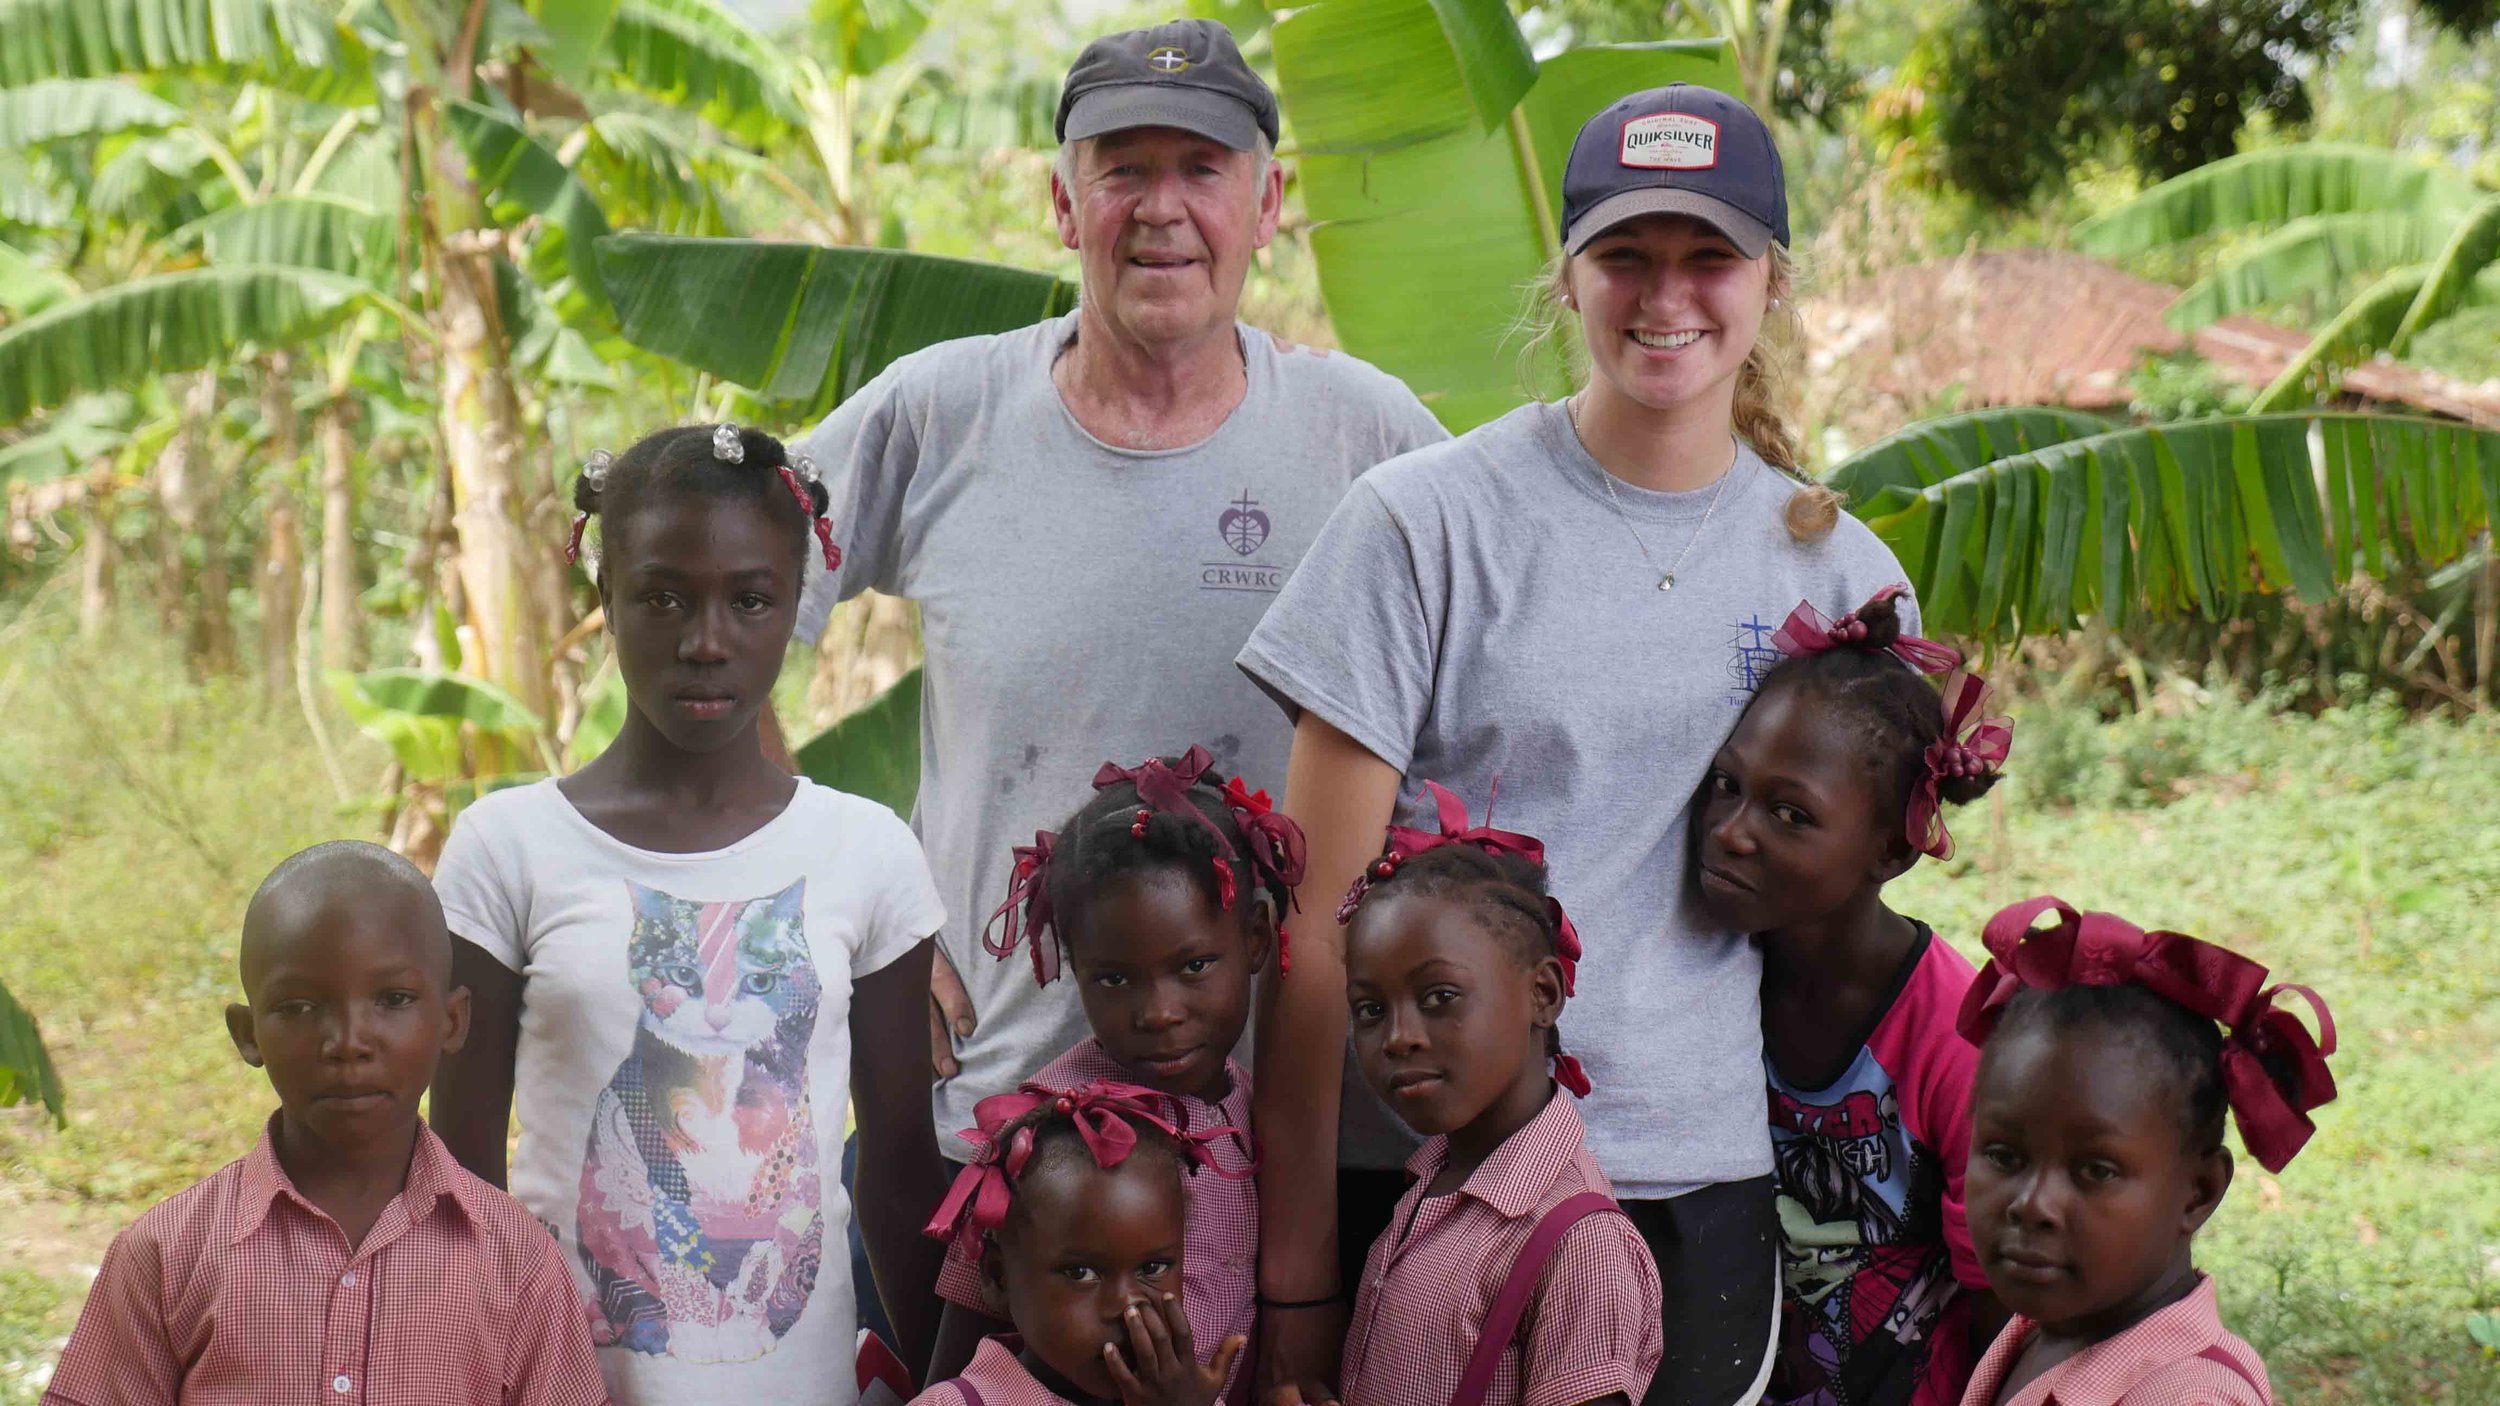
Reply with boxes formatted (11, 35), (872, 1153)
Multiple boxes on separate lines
(1565, 395), (1736, 593)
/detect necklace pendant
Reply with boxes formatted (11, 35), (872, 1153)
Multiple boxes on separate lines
(1659, 573), (1676, 592)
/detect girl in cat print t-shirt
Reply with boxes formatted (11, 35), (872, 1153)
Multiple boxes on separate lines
(429, 424), (949, 1406)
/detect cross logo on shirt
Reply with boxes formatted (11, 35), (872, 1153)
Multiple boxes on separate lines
(1146, 46), (1191, 73)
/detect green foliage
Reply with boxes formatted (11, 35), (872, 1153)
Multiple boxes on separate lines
(1836, 413), (2500, 642)
(2127, 353), (2253, 424)
(175, 195), (393, 282)
(597, 233), (1076, 412)
(0, 979), (64, 1126)
(0, 79), (182, 149)
(1828, 405), (2110, 504)
(443, 99), (618, 329)
(603, 0), (799, 139)
(2164, 212), (2446, 332)
(1931, 0), (2364, 205)
(0, 0), (373, 102)
(2075, 145), (2484, 256)
(813, 0), (930, 78)
(531, 0), (624, 85)
(2248, 267), (2428, 412)
(793, 665), (921, 817)
(2391, 193), (2500, 354)
(0, 265), (372, 426)
(328, 668), (554, 782)
(1276, 0), (1740, 428)
(0, 240), (76, 316)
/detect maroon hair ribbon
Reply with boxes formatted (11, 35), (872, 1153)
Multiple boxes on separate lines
(1909, 670), (2013, 861)
(1771, 583), (1962, 675)
(1955, 896), (2338, 1173)
(982, 830), (1062, 984)
(1338, 781), (1591, 1096)
(1220, 775), (1308, 974)
(564, 513), (589, 565)
(921, 1078), (1256, 1258)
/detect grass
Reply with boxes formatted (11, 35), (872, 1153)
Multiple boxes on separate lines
(2, 617), (2497, 1403)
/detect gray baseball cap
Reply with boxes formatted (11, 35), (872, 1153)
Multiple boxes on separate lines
(1056, 18), (1281, 153)
(1561, 84), (1790, 258)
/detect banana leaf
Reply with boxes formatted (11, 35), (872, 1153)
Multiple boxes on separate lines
(794, 666), (921, 818)
(0, 978), (64, 1128)
(330, 668), (554, 782)
(2165, 211), (2449, 332)
(2248, 267), (2429, 412)
(603, 0), (798, 140)
(0, 0), (374, 103)
(443, 99), (617, 330)
(0, 264), (371, 426)
(531, 0), (621, 86)
(2390, 192), (2500, 355)
(596, 234), (1076, 413)
(0, 238), (78, 315)
(1855, 413), (2500, 642)
(177, 194), (393, 281)
(1275, 0), (1739, 429)
(0, 78), (183, 148)
(2075, 144), (2484, 256)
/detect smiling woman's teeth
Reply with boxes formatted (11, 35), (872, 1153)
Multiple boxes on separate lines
(1630, 329), (1703, 349)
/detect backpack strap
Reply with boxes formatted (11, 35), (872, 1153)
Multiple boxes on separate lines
(941, 1379), (987, 1406)
(2192, 1345), (2269, 1398)
(1446, 1191), (1623, 1406)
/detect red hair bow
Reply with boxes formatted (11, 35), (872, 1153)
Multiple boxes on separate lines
(1771, 583), (1962, 675)
(1337, 781), (1592, 1097)
(1955, 896), (2338, 1173)
(1221, 775), (1309, 973)
(982, 830), (1062, 984)
(1909, 671), (2012, 861)
(921, 1078), (1255, 1257)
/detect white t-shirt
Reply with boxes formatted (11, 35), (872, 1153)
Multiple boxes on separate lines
(434, 778), (946, 1406)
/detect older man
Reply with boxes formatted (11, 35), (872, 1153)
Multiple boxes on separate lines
(778, 10), (1446, 1369)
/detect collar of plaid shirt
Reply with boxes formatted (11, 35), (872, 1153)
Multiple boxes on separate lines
(229, 1114), (486, 1248)
(1401, 1088), (1587, 1220)
(1967, 1274), (2270, 1406)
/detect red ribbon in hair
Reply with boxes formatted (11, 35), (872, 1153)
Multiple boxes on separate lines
(921, 1078), (1256, 1258)
(1220, 775), (1308, 974)
(982, 830), (1061, 984)
(1337, 780), (1592, 1097)
(1909, 670), (2013, 861)
(1955, 896), (2338, 1173)
(1770, 583), (1963, 675)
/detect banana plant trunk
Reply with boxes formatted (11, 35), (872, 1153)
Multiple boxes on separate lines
(433, 224), (555, 719)
(259, 358), (303, 702)
(318, 399), (362, 670)
(79, 462), (114, 639)
(157, 372), (233, 676)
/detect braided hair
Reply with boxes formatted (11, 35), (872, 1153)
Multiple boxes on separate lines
(1752, 590), (2001, 839)
(1989, 984), (2230, 1155)
(568, 423), (838, 580)
(1048, 768), (1280, 943)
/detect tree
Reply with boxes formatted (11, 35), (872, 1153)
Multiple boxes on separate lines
(2074, 144), (2500, 409)
(1928, 0), (2364, 205)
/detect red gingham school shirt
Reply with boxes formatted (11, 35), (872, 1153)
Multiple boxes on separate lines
(909, 1336), (1080, 1406)
(1339, 1093), (1663, 1406)
(43, 1118), (609, 1406)
(1959, 1275), (2271, 1406)
(936, 1039), (1257, 1401)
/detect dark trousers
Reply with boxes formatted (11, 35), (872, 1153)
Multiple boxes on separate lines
(1619, 1175), (1779, 1406)
(844, 1134), (900, 1348)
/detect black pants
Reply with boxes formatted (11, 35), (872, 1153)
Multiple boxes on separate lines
(1619, 1175), (1779, 1406)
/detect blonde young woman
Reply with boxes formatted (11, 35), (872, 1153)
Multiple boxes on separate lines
(1238, 86), (1917, 1406)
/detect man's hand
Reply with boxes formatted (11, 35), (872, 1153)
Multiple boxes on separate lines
(1253, 1301), (1347, 1406)
(928, 944), (975, 1079)
(1104, 1294), (1241, 1406)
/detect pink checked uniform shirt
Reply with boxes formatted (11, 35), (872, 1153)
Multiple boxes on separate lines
(910, 1336), (1076, 1406)
(936, 1039), (1257, 1399)
(1960, 1275), (2270, 1406)
(43, 1119), (608, 1406)
(1340, 1093), (1663, 1406)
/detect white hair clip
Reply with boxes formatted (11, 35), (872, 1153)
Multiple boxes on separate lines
(790, 452), (820, 486)
(581, 448), (614, 491)
(713, 423), (744, 463)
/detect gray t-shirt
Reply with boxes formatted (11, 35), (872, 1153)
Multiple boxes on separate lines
(794, 310), (1449, 1153)
(1236, 399), (1918, 1200)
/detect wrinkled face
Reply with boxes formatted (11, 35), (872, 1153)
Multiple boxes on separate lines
(228, 892), (469, 1150)
(1694, 684), (1904, 934)
(600, 495), (800, 755)
(1052, 127), (1280, 353)
(1066, 870), (1267, 1103)
(1965, 1021), (2228, 1332)
(988, 1152), (1189, 1400)
(1568, 214), (1769, 418)
(1345, 892), (1559, 1137)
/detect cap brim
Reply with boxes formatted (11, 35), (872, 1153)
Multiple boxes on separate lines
(1062, 87), (1263, 150)
(1563, 189), (1775, 259)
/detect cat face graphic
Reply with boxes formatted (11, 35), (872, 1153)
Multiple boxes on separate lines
(626, 879), (818, 1057)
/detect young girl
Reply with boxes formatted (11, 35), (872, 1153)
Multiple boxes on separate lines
(428, 424), (951, 1402)
(1330, 782), (1662, 1406)
(1953, 897), (2338, 1406)
(916, 1079), (1249, 1406)
(926, 746), (1302, 1392)
(1692, 585), (2009, 1406)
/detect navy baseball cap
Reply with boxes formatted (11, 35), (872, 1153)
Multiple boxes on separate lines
(1056, 19), (1281, 153)
(1561, 84), (1790, 258)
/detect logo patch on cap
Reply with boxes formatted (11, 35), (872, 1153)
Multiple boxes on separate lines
(1620, 112), (1718, 170)
(1146, 46), (1192, 74)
